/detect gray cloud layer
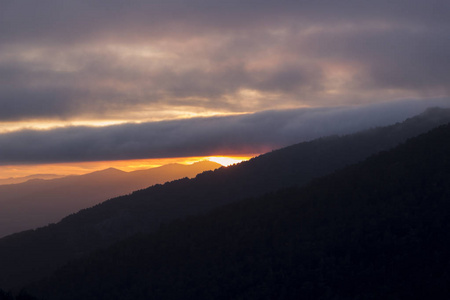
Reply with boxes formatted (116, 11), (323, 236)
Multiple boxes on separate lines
(1, 1), (450, 121)
(1, 99), (448, 165)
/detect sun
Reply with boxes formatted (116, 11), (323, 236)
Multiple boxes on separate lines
(206, 156), (252, 167)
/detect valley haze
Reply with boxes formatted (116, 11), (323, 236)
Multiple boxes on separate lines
(0, 161), (221, 238)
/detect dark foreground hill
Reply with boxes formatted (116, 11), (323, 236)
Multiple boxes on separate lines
(27, 122), (450, 300)
(0, 108), (450, 290)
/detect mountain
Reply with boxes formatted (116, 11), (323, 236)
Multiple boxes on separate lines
(0, 174), (64, 185)
(0, 161), (221, 238)
(26, 122), (450, 299)
(0, 107), (449, 290)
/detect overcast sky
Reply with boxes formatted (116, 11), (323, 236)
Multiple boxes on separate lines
(1, 1), (450, 165)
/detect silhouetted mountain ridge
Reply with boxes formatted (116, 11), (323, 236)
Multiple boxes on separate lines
(0, 107), (449, 289)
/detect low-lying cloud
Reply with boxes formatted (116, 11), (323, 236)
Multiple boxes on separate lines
(1, 99), (448, 165)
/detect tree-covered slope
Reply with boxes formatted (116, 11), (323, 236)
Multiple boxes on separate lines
(29, 123), (450, 300)
(0, 107), (449, 290)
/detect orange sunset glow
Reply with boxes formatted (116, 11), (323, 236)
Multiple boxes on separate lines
(0, 155), (257, 180)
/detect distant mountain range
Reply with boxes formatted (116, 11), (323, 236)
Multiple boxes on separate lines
(0, 174), (65, 185)
(27, 115), (450, 300)
(0, 161), (221, 238)
(0, 107), (449, 291)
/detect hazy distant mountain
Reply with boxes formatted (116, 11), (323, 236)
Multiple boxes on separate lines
(0, 107), (449, 290)
(0, 174), (64, 185)
(0, 161), (221, 238)
(27, 120), (450, 300)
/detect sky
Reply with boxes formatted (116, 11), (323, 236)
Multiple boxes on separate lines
(1, 0), (450, 177)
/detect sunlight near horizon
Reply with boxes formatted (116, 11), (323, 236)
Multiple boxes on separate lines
(206, 156), (250, 166)
(0, 111), (252, 134)
(0, 155), (257, 180)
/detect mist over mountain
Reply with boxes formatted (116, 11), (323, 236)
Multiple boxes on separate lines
(2, 99), (448, 166)
(26, 117), (450, 299)
(0, 107), (449, 290)
(0, 161), (220, 238)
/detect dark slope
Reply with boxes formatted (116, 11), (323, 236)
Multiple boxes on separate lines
(28, 123), (450, 300)
(1, 108), (450, 290)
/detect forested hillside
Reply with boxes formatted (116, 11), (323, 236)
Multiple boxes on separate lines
(26, 122), (450, 299)
(0, 108), (449, 290)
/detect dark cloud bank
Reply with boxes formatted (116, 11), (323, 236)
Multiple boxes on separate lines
(1, 1), (450, 120)
(0, 99), (448, 165)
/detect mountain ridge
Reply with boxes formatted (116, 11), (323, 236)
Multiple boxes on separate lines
(0, 174), (65, 185)
(26, 121), (450, 299)
(0, 161), (221, 238)
(0, 107), (450, 289)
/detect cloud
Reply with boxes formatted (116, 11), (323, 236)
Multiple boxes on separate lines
(2, 1), (449, 44)
(301, 24), (450, 92)
(1, 1), (450, 123)
(0, 99), (448, 165)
